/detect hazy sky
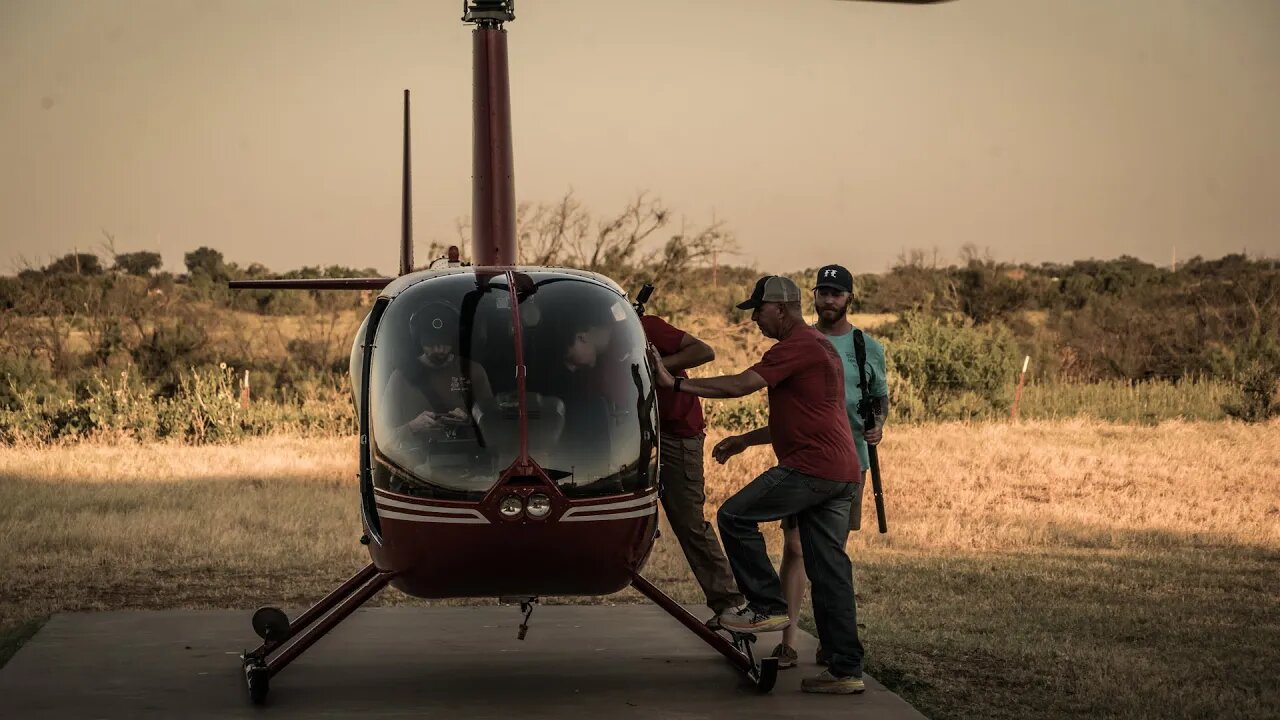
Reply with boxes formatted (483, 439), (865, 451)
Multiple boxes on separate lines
(2, 0), (1278, 276)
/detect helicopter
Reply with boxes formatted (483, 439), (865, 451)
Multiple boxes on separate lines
(228, 0), (944, 705)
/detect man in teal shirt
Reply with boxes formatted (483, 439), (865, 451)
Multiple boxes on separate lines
(772, 263), (890, 669)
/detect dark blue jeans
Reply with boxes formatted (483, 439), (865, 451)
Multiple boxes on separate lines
(716, 465), (864, 678)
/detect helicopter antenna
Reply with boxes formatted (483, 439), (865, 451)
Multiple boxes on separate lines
(463, 0), (517, 266)
(401, 89), (414, 276)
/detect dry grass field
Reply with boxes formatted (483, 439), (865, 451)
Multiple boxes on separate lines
(2, 421), (1278, 719)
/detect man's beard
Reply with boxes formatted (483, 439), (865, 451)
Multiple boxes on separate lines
(817, 302), (849, 319)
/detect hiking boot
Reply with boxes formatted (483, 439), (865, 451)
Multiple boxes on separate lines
(770, 643), (798, 669)
(717, 604), (791, 633)
(816, 643), (830, 666)
(801, 669), (866, 695)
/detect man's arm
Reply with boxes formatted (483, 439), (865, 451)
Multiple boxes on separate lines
(646, 344), (766, 398)
(662, 332), (715, 373)
(865, 338), (890, 444)
(677, 370), (767, 399)
(711, 426), (771, 464)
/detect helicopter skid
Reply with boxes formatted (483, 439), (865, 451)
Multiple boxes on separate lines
(631, 574), (779, 693)
(241, 562), (396, 705)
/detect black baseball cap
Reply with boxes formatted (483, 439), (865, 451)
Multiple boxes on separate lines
(409, 301), (459, 346)
(815, 264), (853, 293)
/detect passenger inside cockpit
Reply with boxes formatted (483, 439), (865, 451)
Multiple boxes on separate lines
(382, 300), (494, 444)
(559, 304), (636, 401)
(550, 301), (638, 435)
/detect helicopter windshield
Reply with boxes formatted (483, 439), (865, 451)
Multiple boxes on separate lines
(369, 271), (657, 500)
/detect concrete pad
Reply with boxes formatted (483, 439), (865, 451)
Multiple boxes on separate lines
(0, 606), (927, 719)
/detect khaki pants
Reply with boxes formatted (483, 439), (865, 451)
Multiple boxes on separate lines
(658, 433), (744, 613)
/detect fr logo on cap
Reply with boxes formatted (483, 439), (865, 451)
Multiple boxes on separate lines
(736, 275), (802, 310)
(815, 264), (853, 294)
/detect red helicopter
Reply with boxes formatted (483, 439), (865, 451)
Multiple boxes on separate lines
(229, 0), (941, 705)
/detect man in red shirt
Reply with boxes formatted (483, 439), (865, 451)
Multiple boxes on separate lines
(640, 313), (744, 618)
(647, 275), (866, 695)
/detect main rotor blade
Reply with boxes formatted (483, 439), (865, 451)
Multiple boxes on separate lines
(228, 278), (394, 290)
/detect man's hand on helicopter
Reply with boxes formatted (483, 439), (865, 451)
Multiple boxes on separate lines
(711, 434), (749, 465)
(646, 344), (676, 389)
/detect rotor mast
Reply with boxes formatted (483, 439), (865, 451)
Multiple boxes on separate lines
(401, 89), (413, 275)
(464, 1), (517, 267)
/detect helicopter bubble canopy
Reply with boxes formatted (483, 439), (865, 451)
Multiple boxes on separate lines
(366, 270), (658, 500)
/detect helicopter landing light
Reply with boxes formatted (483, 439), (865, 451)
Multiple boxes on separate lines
(498, 495), (524, 519)
(525, 493), (552, 519)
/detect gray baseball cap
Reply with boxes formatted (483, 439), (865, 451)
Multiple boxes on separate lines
(736, 275), (802, 310)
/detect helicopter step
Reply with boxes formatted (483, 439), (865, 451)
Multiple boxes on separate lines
(241, 562), (396, 705)
(720, 624), (781, 692)
(631, 574), (779, 693)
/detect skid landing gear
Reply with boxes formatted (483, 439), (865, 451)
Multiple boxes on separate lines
(239, 562), (395, 705)
(243, 658), (270, 705)
(631, 574), (778, 693)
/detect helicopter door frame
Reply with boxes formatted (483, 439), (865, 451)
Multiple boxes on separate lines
(358, 297), (391, 543)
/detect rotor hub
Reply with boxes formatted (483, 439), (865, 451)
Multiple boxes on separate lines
(463, 0), (514, 25)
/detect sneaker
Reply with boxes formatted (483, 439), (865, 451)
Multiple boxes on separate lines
(704, 614), (723, 631)
(717, 604), (791, 633)
(770, 643), (798, 669)
(816, 643), (830, 666)
(801, 669), (866, 695)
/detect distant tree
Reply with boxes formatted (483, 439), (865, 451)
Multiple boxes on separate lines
(43, 253), (103, 275)
(955, 247), (1033, 324)
(113, 251), (163, 276)
(184, 247), (229, 281)
(497, 190), (735, 295)
(864, 249), (959, 314)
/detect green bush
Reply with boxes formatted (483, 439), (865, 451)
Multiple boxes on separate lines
(884, 372), (927, 423)
(703, 395), (769, 432)
(0, 356), (57, 411)
(0, 365), (356, 446)
(1224, 359), (1280, 423)
(882, 312), (1020, 419)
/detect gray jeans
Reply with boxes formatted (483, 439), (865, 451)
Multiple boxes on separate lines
(717, 465), (864, 678)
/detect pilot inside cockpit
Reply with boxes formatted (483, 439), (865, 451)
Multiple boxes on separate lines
(381, 300), (494, 444)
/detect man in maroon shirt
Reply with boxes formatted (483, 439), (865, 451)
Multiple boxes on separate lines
(640, 313), (744, 618)
(647, 275), (866, 695)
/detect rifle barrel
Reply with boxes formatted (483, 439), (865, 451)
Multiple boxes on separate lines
(868, 445), (887, 534)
